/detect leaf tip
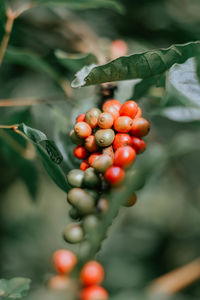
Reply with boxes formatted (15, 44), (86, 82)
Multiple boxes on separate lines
(71, 64), (97, 88)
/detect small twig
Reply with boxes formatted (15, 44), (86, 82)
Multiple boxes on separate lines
(0, 95), (66, 107)
(148, 258), (200, 295)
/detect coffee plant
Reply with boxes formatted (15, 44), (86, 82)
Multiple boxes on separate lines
(0, 1), (200, 300)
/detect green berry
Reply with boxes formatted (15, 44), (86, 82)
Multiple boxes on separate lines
(84, 189), (99, 202)
(83, 167), (101, 188)
(97, 198), (109, 215)
(67, 188), (95, 214)
(67, 169), (84, 187)
(83, 215), (99, 232)
(70, 130), (83, 145)
(63, 224), (83, 244)
(95, 129), (115, 147)
(92, 154), (113, 173)
(69, 207), (81, 220)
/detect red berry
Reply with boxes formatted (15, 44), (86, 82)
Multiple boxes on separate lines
(102, 103), (120, 121)
(135, 107), (142, 118)
(75, 122), (92, 138)
(98, 112), (114, 129)
(85, 135), (99, 153)
(130, 118), (150, 137)
(80, 261), (104, 286)
(119, 101), (138, 119)
(113, 133), (132, 151)
(74, 146), (88, 159)
(131, 137), (146, 154)
(76, 114), (85, 123)
(80, 159), (90, 171)
(114, 146), (136, 168)
(88, 152), (102, 166)
(81, 286), (108, 300)
(114, 116), (133, 133)
(102, 99), (122, 112)
(104, 166), (125, 186)
(53, 249), (77, 274)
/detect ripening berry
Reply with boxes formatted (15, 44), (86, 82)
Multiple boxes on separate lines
(102, 145), (114, 160)
(80, 261), (104, 286)
(119, 100), (138, 119)
(97, 198), (109, 215)
(88, 152), (102, 166)
(81, 286), (108, 300)
(113, 133), (132, 151)
(85, 135), (99, 153)
(76, 113), (85, 123)
(114, 116), (133, 133)
(95, 129), (115, 147)
(67, 188), (95, 214)
(114, 146), (136, 168)
(135, 107), (142, 118)
(85, 108), (101, 129)
(102, 104), (119, 121)
(104, 166), (125, 186)
(74, 146), (88, 159)
(83, 215), (99, 232)
(110, 39), (128, 60)
(74, 122), (92, 138)
(48, 275), (71, 290)
(83, 167), (101, 188)
(80, 159), (90, 171)
(53, 249), (77, 274)
(131, 137), (146, 154)
(102, 99), (122, 112)
(130, 117), (150, 137)
(70, 130), (84, 146)
(98, 112), (114, 129)
(67, 169), (84, 187)
(63, 224), (84, 244)
(124, 193), (137, 207)
(92, 154), (113, 173)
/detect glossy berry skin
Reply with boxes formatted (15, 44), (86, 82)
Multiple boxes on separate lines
(80, 159), (90, 171)
(104, 166), (125, 186)
(67, 188), (95, 214)
(113, 133), (132, 151)
(85, 135), (99, 152)
(92, 154), (113, 173)
(135, 107), (142, 118)
(114, 116), (133, 133)
(63, 224), (84, 244)
(74, 146), (88, 159)
(80, 261), (104, 286)
(131, 137), (146, 154)
(98, 112), (114, 129)
(119, 100), (138, 119)
(114, 146), (136, 168)
(102, 99), (122, 112)
(88, 152), (102, 166)
(130, 117), (150, 137)
(102, 104), (119, 121)
(83, 167), (101, 188)
(70, 130), (84, 146)
(81, 286), (108, 300)
(53, 249), (77, 274)
(74, 122), (92, 138)
(76, 114), (85, 123)
(95, 129), (115, 147)
(67, 169), (84, 187)
(85, 108), (101, 129)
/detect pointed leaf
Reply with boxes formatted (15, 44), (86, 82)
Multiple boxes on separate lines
(72, 41), (200, 87)
(0, 277), (31, 300)
(45, 140), (63, 164)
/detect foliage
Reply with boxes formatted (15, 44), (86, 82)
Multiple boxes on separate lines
(0, 278), (31, 300)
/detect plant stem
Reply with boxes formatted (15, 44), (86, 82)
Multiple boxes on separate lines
(148, 258), (200, 295)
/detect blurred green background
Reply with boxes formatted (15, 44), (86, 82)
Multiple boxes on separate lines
(0, 0), (200, 299)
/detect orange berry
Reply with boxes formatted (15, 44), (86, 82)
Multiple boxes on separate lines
(53, 249), (77, 274)
(102, 99), (122, 111)
(85, 135), (99, 153)
(110, 39), (128, 60)
(81, 285), (108, 300)
(98, 112), (114, 129)
(74, 146), (88, 159)
(135, 107), (142, 118)
(80, 159), (90, 171)
(88, 152), (102, 166)
(76, 114), (85, 123)
(130, 117), (150, 137)
(119, 100), (138, 119)
(104, 166), (125, 186)
(80, 261), (104, 286)
(85, 108), (101, 129)
(74, 122), (92, 138)
(131, 137), (146, 154)
(48, 275), (71, 290)
(113, 133), (132, 151)
(114, 116), (133, 133)
(102, 104), (119, 121)
(114, 146), (136, 168)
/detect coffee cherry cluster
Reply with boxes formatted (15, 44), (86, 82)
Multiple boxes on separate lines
(64, 99), (150, 244)
(48, 249), (108, 300)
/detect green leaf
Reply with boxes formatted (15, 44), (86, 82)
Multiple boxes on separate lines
(0, 0), (6, 36)
(55, 50), (97, 73)
(4, 47), (60, 81)
(0, 277), (31, 300)
(154, 106), (200, 122)
(72, 41), (200, 87)
(19, 124), (47, 143)
(33, 0), (124, 13)
(45, 140), (63, 164)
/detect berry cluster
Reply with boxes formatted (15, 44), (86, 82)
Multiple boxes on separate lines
(49, 249), (108, 300)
